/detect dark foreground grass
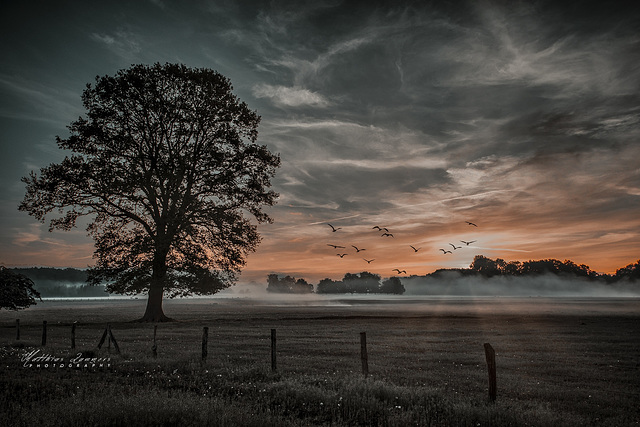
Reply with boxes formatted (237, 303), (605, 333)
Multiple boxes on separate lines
(0, 358), (588, 427)
(1, 298), (639, 426)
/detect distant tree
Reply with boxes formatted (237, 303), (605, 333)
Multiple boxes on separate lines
(19, 63), (280, 321)
(614, 260), (640, 282)
(316, 278), (330, 294)
(519, 259), (556, 275)
(0, 266), (42, 310)
(343, 272), (380, 293)
(266, 274), (285, 293)
(503, 261), (522, 276)
(469, 255), (502, 277)
(294, 278), (314, 293)
(519, 259), (595, 277)
(380, 277), (405, 294)
(266, 274), (313, 293)
(559, 260), (598, 279)
(279, 275), (297, 292)
(316, 278), (345, 294)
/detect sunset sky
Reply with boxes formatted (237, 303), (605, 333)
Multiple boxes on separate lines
(1, 1), (639, 284)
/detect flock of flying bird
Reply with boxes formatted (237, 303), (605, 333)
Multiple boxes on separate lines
(325, 221), (479, 276)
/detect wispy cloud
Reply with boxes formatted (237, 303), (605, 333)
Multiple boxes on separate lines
(90, 29), (142, 61)
(252, 84), (330, 107)
(0, 74), (82, 124)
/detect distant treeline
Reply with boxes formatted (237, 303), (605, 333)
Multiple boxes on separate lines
(267, 257), (640, 295)
(8, 267), (108, 298)
(11, 256), (639, 299)
(318, 273), (405, 294)
(460, 256), (640, 282)
(267, 272), (405, 295)
(11, 267), (88, 282)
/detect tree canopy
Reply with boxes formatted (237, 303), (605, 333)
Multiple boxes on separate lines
(613, 260), (640, 281)
(469, 255), (600, 279)
(315, 272), (405, 294)
(266, 274), (313, 294)
(19, 63), (280, 321)
(0, 266), (42, 310)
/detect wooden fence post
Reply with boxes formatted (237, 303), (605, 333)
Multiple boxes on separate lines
(16, 319), (20, 341)
(152, 325), (158, 358)
(360, 332), (369, 377)
(484, 343), (497, 402)
(41, 320), (47, 346)
(271, 329), (277, 372)
(71, 322), (76, 349)
(202, 327), (208, 363)
(97, 325), (108, 349)
(108, 325), (121, 354)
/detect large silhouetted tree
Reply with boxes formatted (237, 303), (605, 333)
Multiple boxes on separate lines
(20, 63), (280, 321)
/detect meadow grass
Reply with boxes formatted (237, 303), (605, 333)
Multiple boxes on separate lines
(1, 298), (639, 426)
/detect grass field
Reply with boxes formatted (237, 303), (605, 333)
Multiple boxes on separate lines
(1, 296), (639, 426)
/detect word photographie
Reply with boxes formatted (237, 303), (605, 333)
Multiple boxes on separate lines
(21, 349), (111, 370)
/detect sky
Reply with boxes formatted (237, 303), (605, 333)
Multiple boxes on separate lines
(1, 0), (639, 284)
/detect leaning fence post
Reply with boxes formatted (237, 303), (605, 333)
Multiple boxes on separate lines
(271, 329), (277, 372)
(152, 325), (158, 358)
(484, 343), (497, 401)
(41, 320), (47, 346)
(97, 325), (108, 349)
(71, 322), (77, 349)
(108, 325), (121, 354)
(16, 319), (20, 340)
(201, 327), (209, 363)
(360, 332), (369, 377)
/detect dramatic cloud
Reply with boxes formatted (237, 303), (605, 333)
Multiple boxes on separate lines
(1, 0), (638, 283)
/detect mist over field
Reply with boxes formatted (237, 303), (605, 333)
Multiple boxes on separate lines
(401, 272), (640, 298)
(30, 275), (640, 300)
(32, 280), (108, 298)
(14, 263), (639, 300)
(7, 267), (108, 298)
(220, 274), (640, 300)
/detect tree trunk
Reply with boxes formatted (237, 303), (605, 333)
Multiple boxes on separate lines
(139, 284), (172, 322)
(138, 247), (173, 322)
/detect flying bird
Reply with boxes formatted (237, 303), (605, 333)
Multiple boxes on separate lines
(393, 269), (407, 274)
(327, 223), (342, 232)
(327, 244), (346, 249)
(439, 249), (452, 254)
(460, 240), (476, 246)
(372, 226), (382, 231)
(449, 243), (461, 250)
(410, 245), (421, 252)
(352, 245), (366, 252)
(337, 253), (348, 258)
(465, 221), (478, 227)
(363, 258), (375, 264)
(381, 233), (394, 238)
